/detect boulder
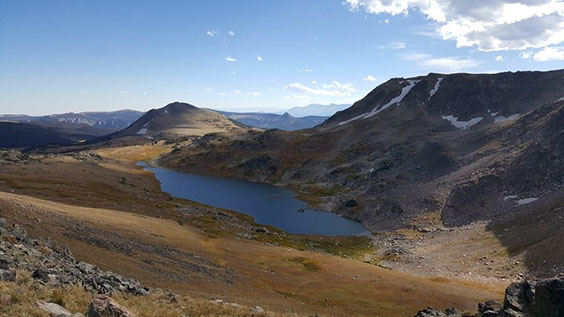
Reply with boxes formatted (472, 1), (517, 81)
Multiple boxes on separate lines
(503, 280), (533, 315)
(85, 295), (135, 317)
(36, 300), (83, 317)
(533, 277), (564, 317)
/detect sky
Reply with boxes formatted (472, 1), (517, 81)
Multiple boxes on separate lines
(1, 0), (564, 115)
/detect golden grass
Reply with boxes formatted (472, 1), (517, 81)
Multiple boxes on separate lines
(95, 142), (172, 162)
(0, 271), (280, 317)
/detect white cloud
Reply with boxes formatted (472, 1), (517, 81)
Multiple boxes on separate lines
(379, 41), (407, 49)
(534, 46), (564, 61)
(363, 75), (377, 82)
(401, 53), (481, 72)
(118, 90), (129, 94)
(218, 92), (226, 96)
(311, 80), (318, 84)
(233, 89), (261, 96)
(206, 30), (217, 37)
(304, 68), (313, 72)
(285, 81), (356, 97)
(345, 0), (564, 51)
(228, 30), (235, 36)
(257, 55), (263, 62)
(520, 51), (534, 59)
(225, 56), (238, 62)
(495, 55), (504, 62)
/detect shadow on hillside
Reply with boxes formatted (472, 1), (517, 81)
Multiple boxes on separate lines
(484, 190), (564, 278)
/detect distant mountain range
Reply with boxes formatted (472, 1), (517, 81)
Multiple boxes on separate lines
(217, 111), (327, 131)
(0, 110), (144, 130)
(280, 103), (350, 117)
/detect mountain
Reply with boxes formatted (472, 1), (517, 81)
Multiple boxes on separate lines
(217, 110), (328, 130)
(282, 103), (351, 117)
(0, 121), (105, 148)
(0, 110), (144, 130)
(159, 69), (564, 233)
(111, 102), (246, 139)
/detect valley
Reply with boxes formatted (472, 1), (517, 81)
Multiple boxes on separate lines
(1, 70), (564, 316)
(0, 147), (505, 316)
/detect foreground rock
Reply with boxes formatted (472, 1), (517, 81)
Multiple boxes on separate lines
(415, 277), (564, 316)
(85, 295), (136, 317)
(0, 218), (151, 296)
(37, 300), (84, 317)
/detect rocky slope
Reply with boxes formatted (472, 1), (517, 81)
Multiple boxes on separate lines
(158, 69), (564, 234)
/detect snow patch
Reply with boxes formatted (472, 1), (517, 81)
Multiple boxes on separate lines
(338, 112), (368, 126)
(504, 195), (518, 201)
(136, 128), (148, 135)
(557, 96), (564, 102)
(365, 80), (419, 119)
(516, 197), (539, 205)
(442, 115), (483, 130)
(339, 79), (419, 125)
(494, 114), (520, 123)
(488, 110), (500, 117)
(429, 77), (443, 99)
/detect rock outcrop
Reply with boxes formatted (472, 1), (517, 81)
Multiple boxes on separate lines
(0, 218), (151, 296)
(415, 277), (564, 317)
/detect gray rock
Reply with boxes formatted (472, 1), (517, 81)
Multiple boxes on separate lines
(36, 300), (80, 317)
(533, 277), (564, 317)
(11, 224), (27, 240)
(85, 295), (136, 317)
(503, 281), (533, 314)
(0, 269), (16, 281)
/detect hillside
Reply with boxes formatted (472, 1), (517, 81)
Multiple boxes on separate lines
(0, 121), (107, 149)
(218, 110), (327, 130)
(110, 102), (247, 140)
(159, 69), (564, 231)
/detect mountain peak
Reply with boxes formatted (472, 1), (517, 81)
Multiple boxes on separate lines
(162, 102), (197, 113)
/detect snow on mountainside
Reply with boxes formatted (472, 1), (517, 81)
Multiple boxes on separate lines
(325, 69), (564, 130)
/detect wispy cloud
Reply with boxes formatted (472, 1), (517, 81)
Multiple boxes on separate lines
(234, 89), (261, 96)
(520, 51), (533, 59)
(284, 81), (356, 97)
(304, 68), (313, 73)
(495, 55), (504, 62)
(257, 55), (263, 62)
(379, 41), (406, 50)
(206, 30), (217, 37)
(363, 75), (377, 82)
(401, 53), (481, 73)
(118, 90), (129, 94)
(225, 56), (238, 62)
(228, 30), (235, 36)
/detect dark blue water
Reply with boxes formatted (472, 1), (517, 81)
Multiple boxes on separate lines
(140, 163), (368, 235)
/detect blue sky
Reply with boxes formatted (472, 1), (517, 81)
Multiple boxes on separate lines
(1, 0), (563, 115)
